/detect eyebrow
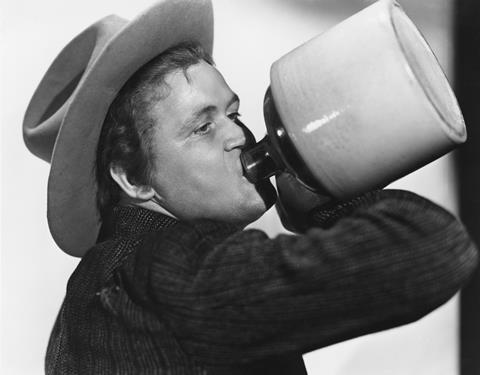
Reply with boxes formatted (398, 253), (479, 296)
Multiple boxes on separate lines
(179, 93), (240, 135)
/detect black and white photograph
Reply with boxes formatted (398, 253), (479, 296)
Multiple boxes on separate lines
(2, 0), (479, 374)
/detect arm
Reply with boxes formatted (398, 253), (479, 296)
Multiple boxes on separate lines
(138, 190), (478, 365)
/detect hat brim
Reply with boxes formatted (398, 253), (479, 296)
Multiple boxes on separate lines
(48, 0), (214, 257)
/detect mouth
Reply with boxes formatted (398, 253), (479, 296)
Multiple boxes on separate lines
(240, 170), (251, 185)
(240, 164), (256, 185)
(235, 153), (277, 207)
(237, 156), (248, 179)
(237, 158), (259, 188)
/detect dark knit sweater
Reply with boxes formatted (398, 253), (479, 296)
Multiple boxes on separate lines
(45, 190), (478, 374)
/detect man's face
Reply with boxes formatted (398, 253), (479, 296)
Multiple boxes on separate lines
(146, 61), (275, 224)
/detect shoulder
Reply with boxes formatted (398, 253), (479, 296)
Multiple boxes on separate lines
(140, 219), (269, 262)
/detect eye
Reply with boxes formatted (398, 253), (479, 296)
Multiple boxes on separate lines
(228, 112), (241, 122)
(194, 122), (213, 135)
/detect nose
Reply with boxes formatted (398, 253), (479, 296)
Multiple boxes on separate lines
(223, 118), (256, 151)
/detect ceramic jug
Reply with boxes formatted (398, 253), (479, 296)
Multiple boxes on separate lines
(240, 0), (466, 199)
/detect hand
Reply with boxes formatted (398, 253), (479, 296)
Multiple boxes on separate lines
(275, 172), (332, 232)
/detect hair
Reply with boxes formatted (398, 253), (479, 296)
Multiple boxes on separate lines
(95, 41), (214, 221)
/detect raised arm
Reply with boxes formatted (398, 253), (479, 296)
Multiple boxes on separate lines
(134, 189), (478, 366)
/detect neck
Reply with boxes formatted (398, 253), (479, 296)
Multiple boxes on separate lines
(118, 196), (177, 220)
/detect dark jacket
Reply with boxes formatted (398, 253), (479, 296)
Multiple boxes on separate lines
(45, 190), (478, 374)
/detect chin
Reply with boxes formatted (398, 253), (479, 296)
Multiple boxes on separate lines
(234, 206), (266, 226)
(237, 180), (277, 224)
(255, 180), (277, 210)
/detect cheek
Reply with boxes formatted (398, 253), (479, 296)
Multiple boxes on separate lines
(151, 139), (265, 219)
(154, 147), (224, 196)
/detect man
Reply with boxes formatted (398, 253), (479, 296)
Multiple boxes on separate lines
(23, 0), (478, 374)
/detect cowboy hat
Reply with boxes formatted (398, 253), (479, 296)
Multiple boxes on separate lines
(23, 0), (214, 257)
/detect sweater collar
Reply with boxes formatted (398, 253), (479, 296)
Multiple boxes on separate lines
(108, 205), (178, 238)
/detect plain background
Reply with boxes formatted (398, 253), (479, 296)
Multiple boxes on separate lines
(1, 0), (461, 373)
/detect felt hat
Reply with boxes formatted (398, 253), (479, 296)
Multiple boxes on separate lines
(23, 0), (214, 257)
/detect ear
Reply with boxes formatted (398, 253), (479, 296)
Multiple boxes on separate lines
(109, 165), (154, 202)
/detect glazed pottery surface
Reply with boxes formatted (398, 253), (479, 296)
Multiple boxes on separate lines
(269, 0), (465, 199)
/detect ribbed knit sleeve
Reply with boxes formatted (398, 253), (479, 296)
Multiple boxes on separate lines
(134, 189), (478, 366)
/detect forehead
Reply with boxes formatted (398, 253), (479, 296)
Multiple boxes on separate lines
(148, 62), (235, 125)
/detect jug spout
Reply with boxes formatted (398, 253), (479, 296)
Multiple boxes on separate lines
(240, 135), (284, 184)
